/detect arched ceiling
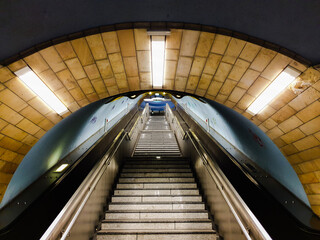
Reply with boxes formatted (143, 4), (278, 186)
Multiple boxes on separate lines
(0, 0), (320, 217)
(0, 0), (320, 65)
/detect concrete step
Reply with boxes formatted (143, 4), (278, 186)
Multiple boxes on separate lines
(114, 189), (200, 196)
(125, 160), (189, 165)
(120, 172), (193, 178)
(124, 164), (189, 168)
(108, 202), (205, 211)
(96, 146), (218, 238)
(135, 146), (179, 149)
(97, 230), (216, 240)
(134, 152), (181, 156)
(135, 142), (178, 145)
(116, 183), (197, 189)
(121, 168), (192, 173)
(133, 151), (181, 154)
(101, 219), (213, 230)
(111, 195), (202, 203)
(118, 177), (195, 183)
(105, 210), (210, 220)
(126, 157), (189, 161)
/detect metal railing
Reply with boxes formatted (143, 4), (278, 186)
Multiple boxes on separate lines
(40, 129), (127, 240)
(165, 103), (185, 140)
(187, 130), (272, 240)
(165, 104), (271, 240)
(40, 104), (147, 240)
(128, 103), (149, 139)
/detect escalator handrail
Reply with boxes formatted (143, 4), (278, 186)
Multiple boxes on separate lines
(186, 129), (272, 240)
(40, 129), (127, 240)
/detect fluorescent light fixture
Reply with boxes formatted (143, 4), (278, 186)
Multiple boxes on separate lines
(156, 156), (161, 159)
(55, 163), (69, 172)
(151, 35), (165, 88)
(247, 67), (300, 115)
(15, 66), (68, 115)
(147, 30), (171, 36)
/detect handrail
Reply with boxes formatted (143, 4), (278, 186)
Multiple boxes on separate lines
(164, 105), (267, 239)
(165, 104), (185, 139)
(40, 129), (127, 240)
(187, 129), (272, 240)
(128, 103), (149, 138)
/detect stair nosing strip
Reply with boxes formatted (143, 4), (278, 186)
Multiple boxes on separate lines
(119, 177), (193, 178)
(105, 210), (209, 213)
(117, 182), (196, 184)
(112, 195), (201, 197)
(97, 230), (216, 235)
(101, 219), (212, 223)
(115, 188), (199, 190)
(109, 202), (205, 205)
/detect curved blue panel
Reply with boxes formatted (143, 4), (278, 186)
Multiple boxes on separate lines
(175, 96), (310, 206)
(1, 95), (142, 207)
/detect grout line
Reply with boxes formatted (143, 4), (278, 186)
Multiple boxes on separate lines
(192, 32), (217, 95)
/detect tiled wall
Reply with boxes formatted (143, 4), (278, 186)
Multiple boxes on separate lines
(0, 29), (319, 214)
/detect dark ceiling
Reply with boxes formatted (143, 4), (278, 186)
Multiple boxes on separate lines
(0, 0), (320, 65)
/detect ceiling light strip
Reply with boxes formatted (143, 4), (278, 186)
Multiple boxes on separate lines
(247, 66), (300, 115)
(15, 66), (68, 115)
(151, 35), (165, 88)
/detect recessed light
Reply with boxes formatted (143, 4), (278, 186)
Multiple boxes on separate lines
(15, 66), (68, 115)
(147, 30), (171, 36)
(54, 163), (69, 173)
(151, 35), (165, 88)
(247, 67), (300, 115)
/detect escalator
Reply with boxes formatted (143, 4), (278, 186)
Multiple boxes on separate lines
(1, 90), (320, 240)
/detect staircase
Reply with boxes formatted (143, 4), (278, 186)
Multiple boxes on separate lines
(133, 115), (181, 156)
(96, 157), (217, 240)
(96, 113), (217, 239)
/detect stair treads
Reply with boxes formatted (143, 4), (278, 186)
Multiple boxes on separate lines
(126, 157), (189, 161)
(123, 163), (188, 166)
(122, 168), (192, 173)
(98, 145), (216, 239)
(123, 164), (189, 169)
(105, 210), (210, 220)
(133, 115), (181, 157)
(101, 220), (213, 230)
(114, 189), (200, 196)
(125, 160), (188, 163)
(97, 232), (216, 240)
(111, 196), (202, 203)
(135, 146), (179, 149)
(134, 152), (181, 156)
(116, 183), (197, 189)
(120, 173), (193, 177)
(118, 177), (195, 183)
(108, 202), (205, 211)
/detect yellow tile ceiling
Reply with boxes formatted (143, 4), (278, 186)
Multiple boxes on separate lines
(0, 28), (320, 214)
